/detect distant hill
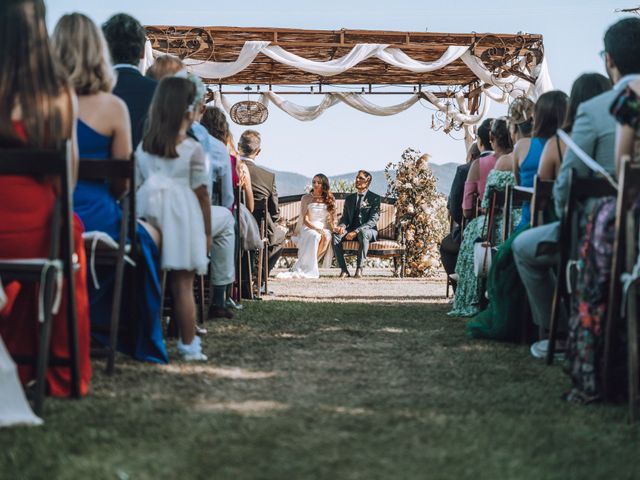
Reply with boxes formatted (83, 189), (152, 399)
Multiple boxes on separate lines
(269, 162), (459, 197)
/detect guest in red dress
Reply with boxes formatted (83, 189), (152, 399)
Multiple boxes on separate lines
(0, 0), (92, 397)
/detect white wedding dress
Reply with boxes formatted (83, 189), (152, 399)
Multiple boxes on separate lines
(277, 202), (332, 279)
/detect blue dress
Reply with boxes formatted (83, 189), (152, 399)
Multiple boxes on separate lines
(517, 137), (547, 229)
(74, 120), (168, 363)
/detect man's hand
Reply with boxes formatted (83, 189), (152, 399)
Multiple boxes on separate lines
(345, 231), (357, 240)
(333, 225), (346, 235)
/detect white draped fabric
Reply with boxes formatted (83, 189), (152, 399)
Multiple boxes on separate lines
(148, 38), (553, 126)
(0, 335), (43, 427)
(157, 41), (471, 79)
(213, 89), (491, 125)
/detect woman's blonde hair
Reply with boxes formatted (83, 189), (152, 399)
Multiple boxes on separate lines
(52, 13), (114, 95)
(146, 55), (184, 81)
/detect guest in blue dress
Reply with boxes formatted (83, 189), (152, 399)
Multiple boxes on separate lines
(74, 121), (168, 364)
(52, 12), (168, 364)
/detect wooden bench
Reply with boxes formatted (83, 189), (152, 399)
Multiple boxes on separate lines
(279, 193), (407, 276)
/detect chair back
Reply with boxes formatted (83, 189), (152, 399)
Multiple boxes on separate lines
(531, 176), (554, 228)
(78, 158), (136, 251)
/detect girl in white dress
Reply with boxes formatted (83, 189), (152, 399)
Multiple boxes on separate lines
(136, 77), (212, 361)
(277, 174), (335, 279)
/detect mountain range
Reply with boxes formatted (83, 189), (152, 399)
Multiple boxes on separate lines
(269, 162), (459, 197)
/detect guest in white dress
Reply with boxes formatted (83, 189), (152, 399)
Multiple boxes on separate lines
(136, 76), (211, 361)
(278, 174), (335, 279)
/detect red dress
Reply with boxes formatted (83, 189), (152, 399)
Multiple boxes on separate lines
(0, 122), (92, 397)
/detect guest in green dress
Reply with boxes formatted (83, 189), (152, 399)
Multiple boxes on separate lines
(449, 119), (517, 317)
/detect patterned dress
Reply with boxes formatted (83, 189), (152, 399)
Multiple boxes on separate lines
(563, 85), (640, 402)
(448, 170), (520, 317)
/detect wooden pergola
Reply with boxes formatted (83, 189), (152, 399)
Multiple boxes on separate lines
(144, 26), (544, 95)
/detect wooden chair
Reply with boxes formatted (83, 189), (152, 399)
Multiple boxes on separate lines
(445, 215), (457, 299)
(603, 160), (640, 418)
(256, 198), (270, 299)
(546, 170), (617, 364)
(78, 158), (135, 374)
(503, 185), (532, 240)
(0, 143), (81, 414)
(531, 177), (554, 228)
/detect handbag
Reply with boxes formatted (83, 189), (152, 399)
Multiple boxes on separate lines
(239, 203), (263, 251)
(473, 193), (497, 278)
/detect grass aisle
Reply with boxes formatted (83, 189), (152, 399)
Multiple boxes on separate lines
(1, 278), (639, 479)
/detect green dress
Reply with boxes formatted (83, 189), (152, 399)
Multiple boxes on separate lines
(467, 197), (558, 340)
(448, 170), (520, 317)
(466, 225), (529, 339)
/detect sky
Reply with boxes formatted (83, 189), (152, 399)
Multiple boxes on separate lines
(47, 0), (634, 176)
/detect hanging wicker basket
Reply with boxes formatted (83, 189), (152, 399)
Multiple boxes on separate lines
(230, 100), (269, 125)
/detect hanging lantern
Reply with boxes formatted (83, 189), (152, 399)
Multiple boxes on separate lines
(230, 86), (268, 125)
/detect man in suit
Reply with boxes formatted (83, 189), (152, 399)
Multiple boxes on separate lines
(512, 17), (640, 358)
(332, 170), (381, 278)
(238, 130), (284, 275)
(102, 13), (157, 148)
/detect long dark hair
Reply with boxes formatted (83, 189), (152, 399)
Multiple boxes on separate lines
(490, 118), (513, 152)
(0, 0), (67, 147)
(563, 73), (612, 133)
(532, 90), (569, 139)
(313, 173), (335, 216)
(142, 77), (196, 158)
(201, 107), (229, 143)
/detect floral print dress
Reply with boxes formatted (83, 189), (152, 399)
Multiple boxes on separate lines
(448, 170), (521, 317)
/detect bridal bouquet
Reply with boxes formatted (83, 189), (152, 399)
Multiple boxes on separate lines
(385, 148), (448, 277)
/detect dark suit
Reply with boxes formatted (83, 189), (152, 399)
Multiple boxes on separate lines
(333, 190), (381, 271)
(440, 162), (471, 277)
(244, 159), (283, 271)
(112, 66), (157, 148)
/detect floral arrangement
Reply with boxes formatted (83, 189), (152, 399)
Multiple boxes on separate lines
(385, 148), (448, 277)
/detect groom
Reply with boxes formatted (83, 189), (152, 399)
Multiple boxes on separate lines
(332, 170), (381, 278)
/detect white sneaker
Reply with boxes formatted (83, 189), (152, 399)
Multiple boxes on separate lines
(530, 340), (548, 359)
(226, 298), (244, 310)
(530, 339), (565, 361)
(177, 336), (208, 361)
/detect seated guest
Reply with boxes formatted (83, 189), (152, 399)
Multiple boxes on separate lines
(513, 17), (640, 360)
(102, 13), (157, 148)
(463, 118), (495, 218)
(188, 102), (236, 320)
(560, 73), (638, 402)
(495, 96), (535, 171)
(239, 130), (285, 275)
(448, 119), (515, 317)
(538, 74), (612, 181)
(145, 54), (183, 82)
(513, 91), (569, 230)
(52, 13), (167, 363)
(439, 142), (480, 283)
(0, 0), (92, 396)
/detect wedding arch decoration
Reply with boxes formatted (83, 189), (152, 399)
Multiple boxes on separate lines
(142, 26), (551, 139)
(385, 148), (448, 277)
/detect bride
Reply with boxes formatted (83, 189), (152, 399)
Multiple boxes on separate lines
(277, 174), (335, 279)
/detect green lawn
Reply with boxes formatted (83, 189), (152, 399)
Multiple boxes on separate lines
(1, 298), (638, 479)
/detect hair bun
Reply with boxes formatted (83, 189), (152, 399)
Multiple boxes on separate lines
(508, 97), (535, 124)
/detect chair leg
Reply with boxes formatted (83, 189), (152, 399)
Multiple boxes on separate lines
(66, 257), (81, 399)
(107, 256), (126, 375)
(627, 280), (639, 423)
(160, 270), (167, 322)
(245, 252), (254, 301)
(256, 248), (263, 300)
(34, 269), (56, 415)
(446, 276), (450, 298)
(546, 268), (564, 365)
(263, 244), (269, 293)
